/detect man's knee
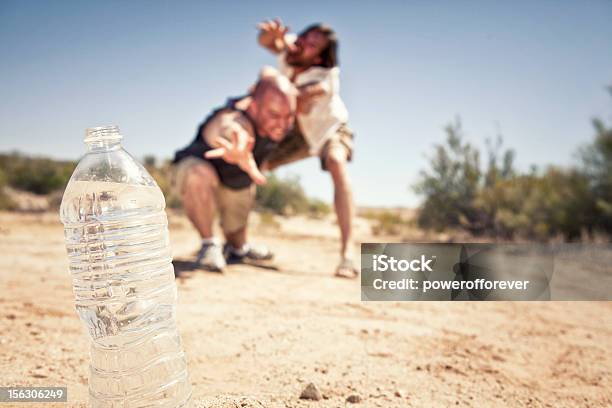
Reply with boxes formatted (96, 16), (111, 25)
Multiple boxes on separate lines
(183, 163), (219, 196)
(325, 148), (348, 174)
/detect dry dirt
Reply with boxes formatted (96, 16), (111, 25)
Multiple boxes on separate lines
(0, 211), (610, 407)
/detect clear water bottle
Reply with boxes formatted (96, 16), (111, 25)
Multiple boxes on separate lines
(60, 126), (192, 407)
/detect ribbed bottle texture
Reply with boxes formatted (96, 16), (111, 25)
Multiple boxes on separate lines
(60, 127), (192, 408)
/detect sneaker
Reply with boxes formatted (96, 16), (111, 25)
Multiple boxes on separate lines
(224, 242), (274, 263)
(195, 240), (226, 272)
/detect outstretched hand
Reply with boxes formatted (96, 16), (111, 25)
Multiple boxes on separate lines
(205, 130), (267, 185)
(257, 18), (297, 53)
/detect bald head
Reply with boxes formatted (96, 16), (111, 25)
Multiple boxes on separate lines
(247, 67), (297, 142)
(253, 67), (297, 99)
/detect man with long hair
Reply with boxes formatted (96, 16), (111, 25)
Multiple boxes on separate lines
(258, 19), (358, 278)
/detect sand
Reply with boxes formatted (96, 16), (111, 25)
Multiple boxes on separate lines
(0, 211), (610, 407)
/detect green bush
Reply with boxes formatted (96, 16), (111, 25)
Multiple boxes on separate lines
(474, 169), (594, 240)
(144, 159), (182, 209)
(306, 198), (331, 218)
(414, 98), (612, 241)
(579, 108), (612, 235)
(362, 210), (412, 236)
(0, 168), (16, 210)
(254, 173), (330, 216)
(0, 153), (75, 195)
(413, 119), (484, 233)
(255, 173), (308, 215)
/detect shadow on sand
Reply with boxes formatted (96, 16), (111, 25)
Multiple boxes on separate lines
(172, 259), (204, 278)
(172, 258), (280, 279)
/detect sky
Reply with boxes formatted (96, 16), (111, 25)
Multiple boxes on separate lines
(1, 0), (611, 207)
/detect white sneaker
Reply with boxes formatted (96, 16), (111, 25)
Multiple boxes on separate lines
(195, 241), (226, 272)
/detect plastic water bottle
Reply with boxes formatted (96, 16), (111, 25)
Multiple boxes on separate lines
(60, 126), (192, 407)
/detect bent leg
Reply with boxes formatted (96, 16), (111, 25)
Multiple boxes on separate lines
(181, 161), (219, 239)
(325, 147), (355, 261)
(216, 185), (256, 249)
(224, 227), (247, 250)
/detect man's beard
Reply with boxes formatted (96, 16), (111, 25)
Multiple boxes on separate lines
(285, 53), (310, 68)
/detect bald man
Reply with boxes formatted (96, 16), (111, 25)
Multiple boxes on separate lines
(172, 69), (297, 272)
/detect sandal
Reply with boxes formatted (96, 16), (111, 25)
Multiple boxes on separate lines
(335, 257), (359, 279)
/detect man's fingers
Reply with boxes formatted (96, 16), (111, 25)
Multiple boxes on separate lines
(248, 161), (267, 185)
(204, 148), (226, 159)
(232, 131), (247, 152)
(242, 155), (266, 185)
(246, 137), (255, 151)
(233, 130), (247, 152)
(237, 137), (246, 152)
(214, 137), (233, 150)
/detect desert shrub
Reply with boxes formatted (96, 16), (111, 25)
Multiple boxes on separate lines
(144, 158), (182, 209)
(254, 173), (330, 216)
(371, 211), (403, 236)
(0, 153), (76, 195)
(255, 173), (308, 215)
(579, 109), (612, 235)
(414, 103), (611, 241)
(413, 119), (483, 233)
(474, 169), (594, 240)
(306, 198), (331, 218)
(0, 168), (16, 210)
(362, 209), (414, 236)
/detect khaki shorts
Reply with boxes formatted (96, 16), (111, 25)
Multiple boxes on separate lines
(264, 123), (354, 171)
(172, 156), (255, 234)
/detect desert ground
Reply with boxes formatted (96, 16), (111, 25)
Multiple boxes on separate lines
(0, 210), (610, 407)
